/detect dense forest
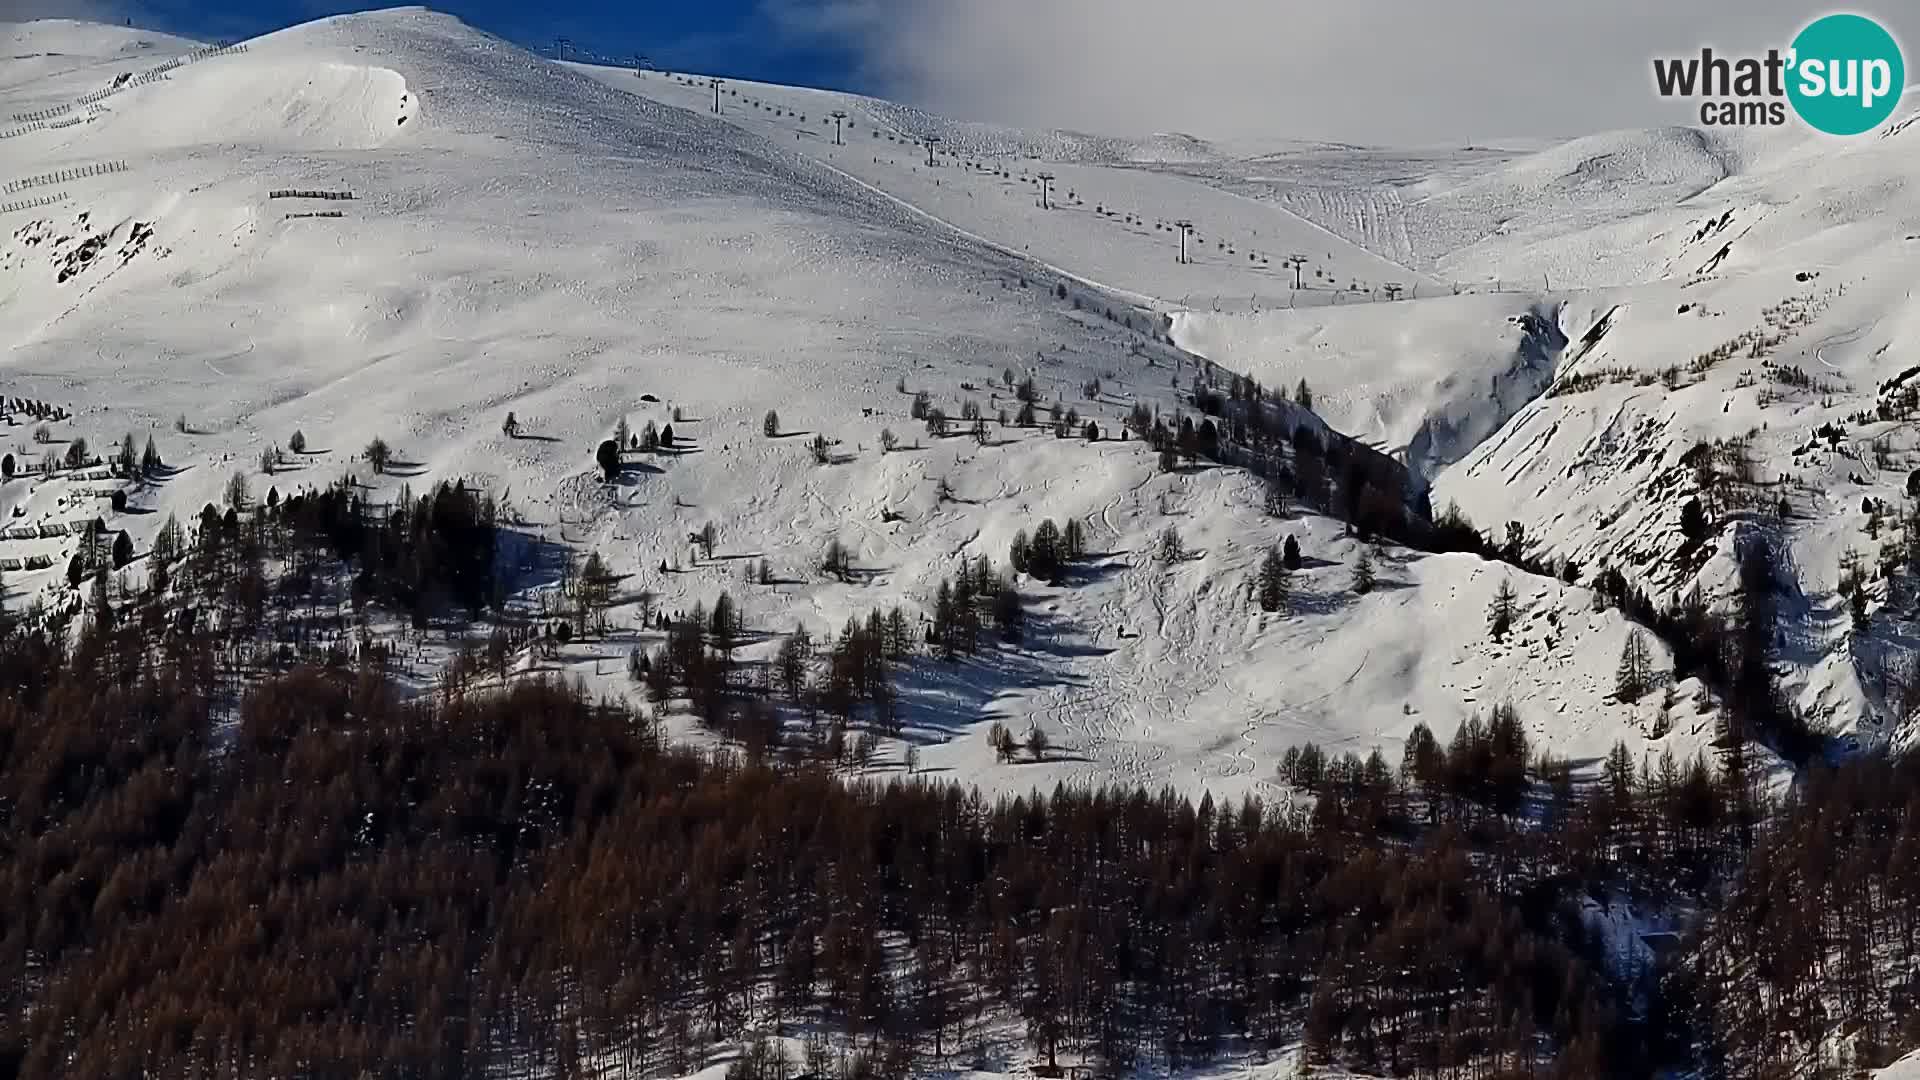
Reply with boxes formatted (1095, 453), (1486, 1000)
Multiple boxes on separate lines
(0, 471), (1917, 1080)
(3, 633), (1918, 1077)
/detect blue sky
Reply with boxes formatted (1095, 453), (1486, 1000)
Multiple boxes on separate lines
(22, 0), (1918, 146)
(125, 0), (868, 94)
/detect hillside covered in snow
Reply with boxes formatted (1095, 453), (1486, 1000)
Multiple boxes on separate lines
(0, 10), (1750, 799)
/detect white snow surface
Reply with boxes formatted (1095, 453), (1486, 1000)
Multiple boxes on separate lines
(7, 6), (1917, 815)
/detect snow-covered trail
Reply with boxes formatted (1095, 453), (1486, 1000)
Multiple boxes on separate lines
(793, 137), (1166, 310)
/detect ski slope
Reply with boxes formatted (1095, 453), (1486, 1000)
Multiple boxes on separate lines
(578, 61), (1442, 312)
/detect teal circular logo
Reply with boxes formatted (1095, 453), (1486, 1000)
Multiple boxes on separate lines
(1788, 14), (1905, 135)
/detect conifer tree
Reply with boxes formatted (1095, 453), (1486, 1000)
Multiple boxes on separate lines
(1063, 518), (1086, 560)
(1489, 578), (1518, 642)
(1352, 548), (1376, 595)
(1616, 629), (1654, 702)
(1026, 725), (1050, 762)
(1257, 546), (1290, 612)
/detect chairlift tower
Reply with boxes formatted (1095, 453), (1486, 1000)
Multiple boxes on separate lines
(830, 110), (848, 146)
(1284, 254), (1309, 289)
(1037, 172), (1056, 210)
(924, 135), (942, 167)
(709, 78), (725, 114)
(1174, 220), (1195, 264)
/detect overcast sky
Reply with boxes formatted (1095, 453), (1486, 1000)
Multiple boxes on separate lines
(7, 0), (1915, 147)
(786, 0), (1919, 146)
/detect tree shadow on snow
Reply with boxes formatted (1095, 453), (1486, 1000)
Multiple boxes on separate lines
(891, 609), (1100, 744)
(1285, 587), (1354, 618)
(496, 528), (572, 595)
(1058, 558), (1129, 586)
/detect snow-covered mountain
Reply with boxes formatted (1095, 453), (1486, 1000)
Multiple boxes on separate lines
(8, 6), (1919, 814)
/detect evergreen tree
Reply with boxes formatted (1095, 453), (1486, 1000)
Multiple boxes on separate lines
(1026, 725), (1050, 762)
(1679, 496), (1710, 542)
(885, 607), (911, 660)
(1257, 547), (1290, 612)
(821, 538), (851, 582)
(1352, 548), (1376, 595)
(777, 623), (812, 701)
(1616, 629), (1654, 702)
(1062, 519), (1086, 560)
(1488, 578), (1518, 642)
(1282, 534), (1302, 570)
(1029, 520), (1062, 580)
(709, 593), (739, 654)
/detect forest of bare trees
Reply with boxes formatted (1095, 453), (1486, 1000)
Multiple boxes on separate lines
(3, 621), (1916, 1078)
